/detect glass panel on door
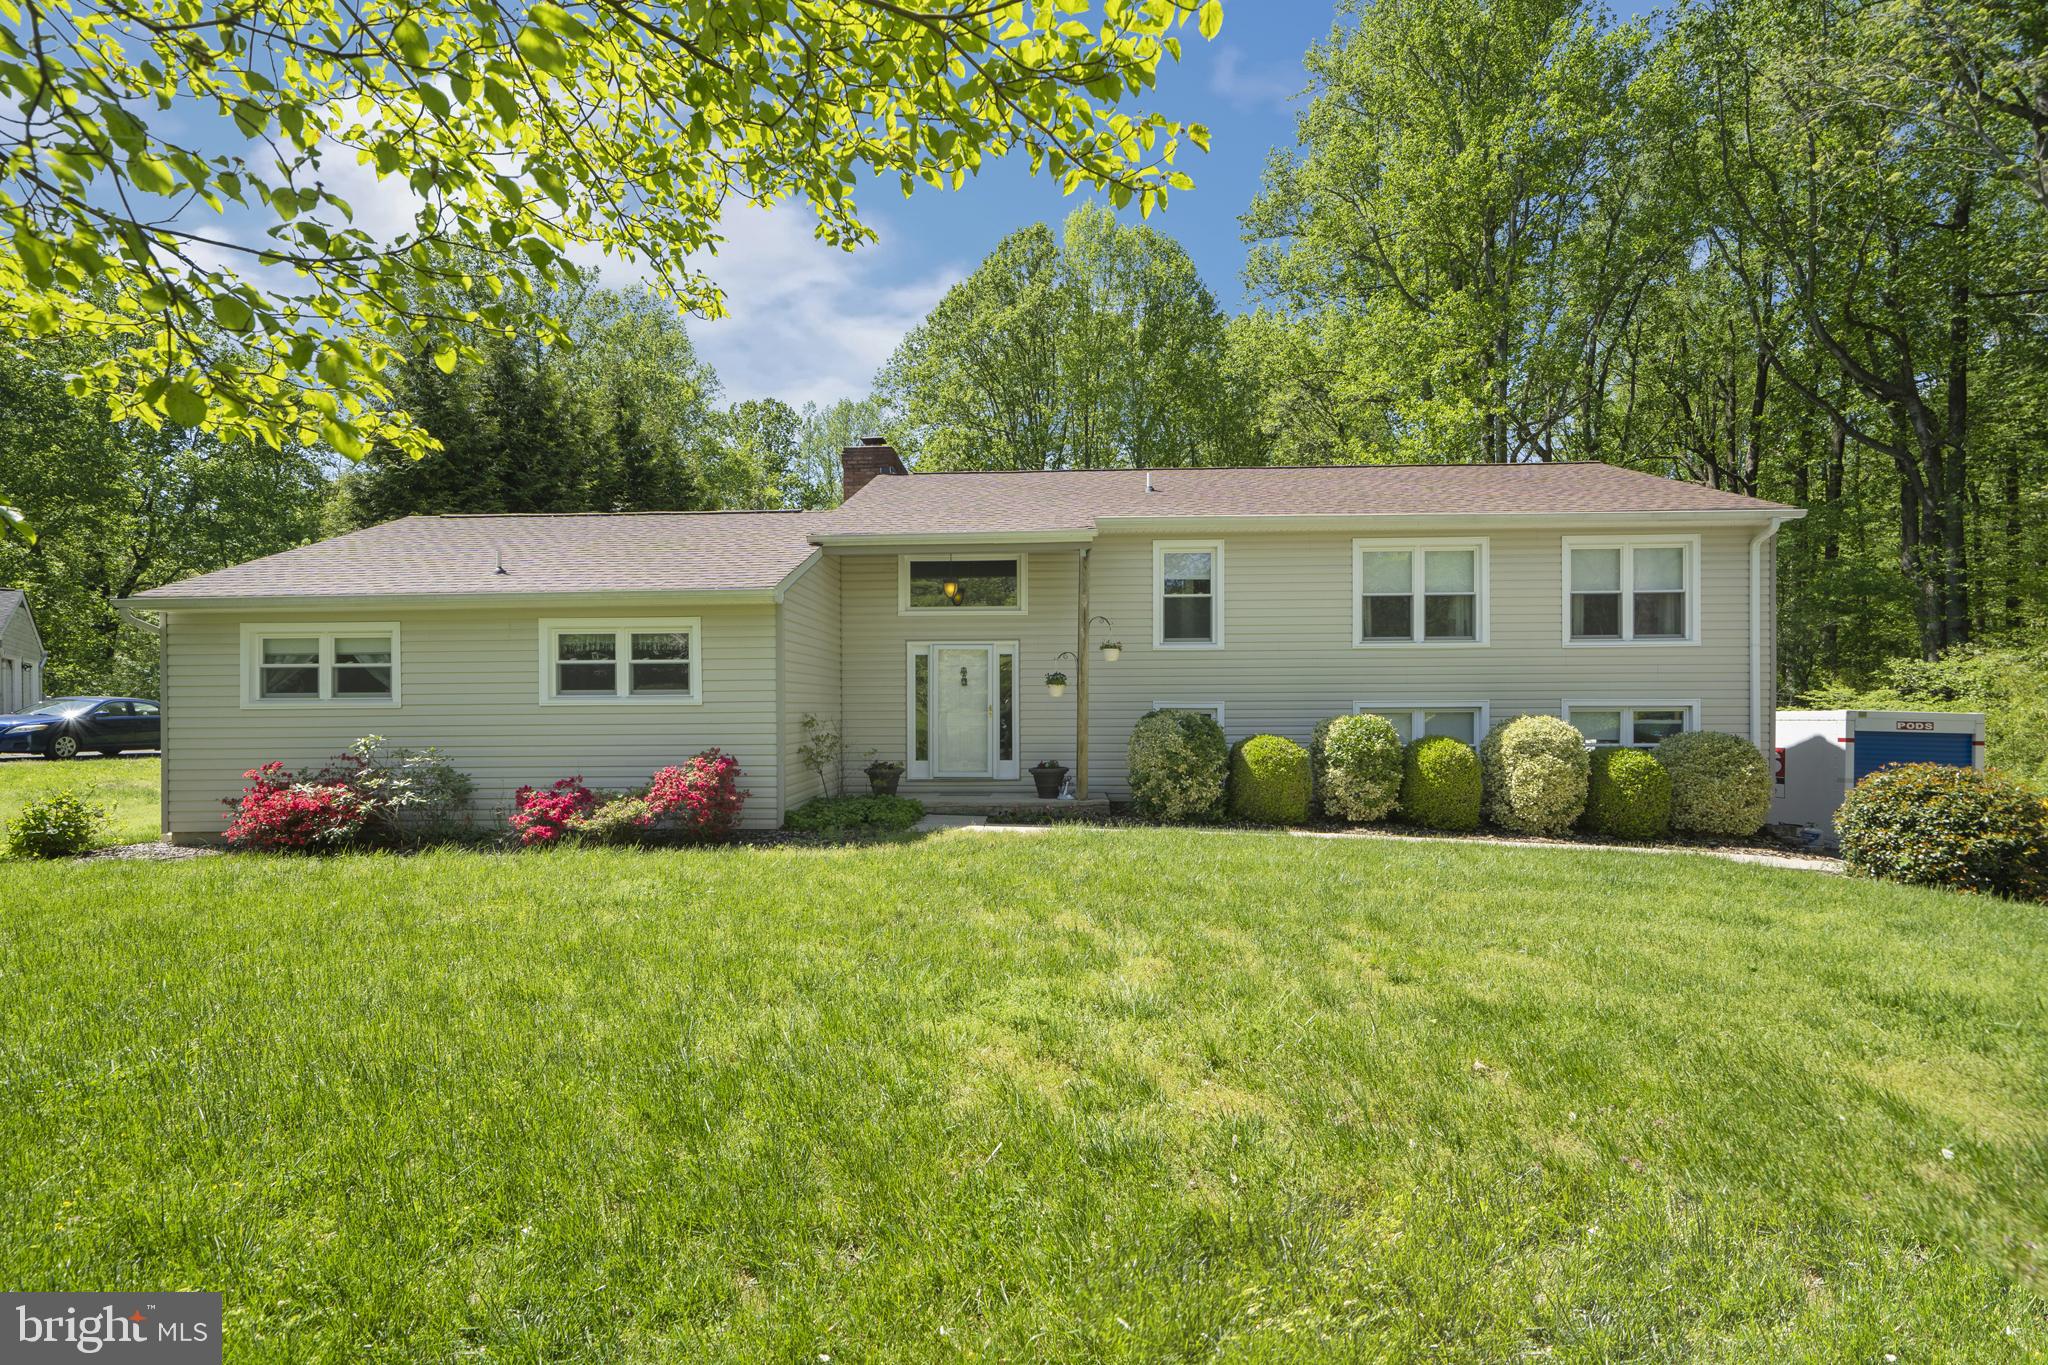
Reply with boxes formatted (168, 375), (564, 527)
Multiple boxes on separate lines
(930, 646), (994, 777)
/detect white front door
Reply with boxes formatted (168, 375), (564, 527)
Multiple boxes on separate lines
(930, 645), (995, 777)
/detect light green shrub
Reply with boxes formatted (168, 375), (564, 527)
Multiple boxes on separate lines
(1480, 715), (1590, 835)
(1836, 763), (2048, 900)
(5, 789), (108, 858)
(1582, 747), (1673, 840)
(1127, 709), (1229, 822)
(1656, 730), (1771, 836)
(1311, 713), (1404, 822)
(1229, 734), (1311, 825)
(1399, 737), (1482, 831)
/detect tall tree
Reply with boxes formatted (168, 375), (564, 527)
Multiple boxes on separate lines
(1243, 0), (1659, 462)
(879, 203), (1259, 470)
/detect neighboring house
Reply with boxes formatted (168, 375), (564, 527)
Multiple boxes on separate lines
(0, 589), (46, 715)
(124, 445), (1801, 841)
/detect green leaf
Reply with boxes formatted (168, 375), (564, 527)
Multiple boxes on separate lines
(164, 380), (207, 427)
(1198, 0), (1223, 40)
(484, 78), (520, 126)
(211, 292), (255, 332)
(16, 232), (53, 288)
(321, 418), (368, 460)
(515, 26), (570, 77)
(393, 16), (432, 67)
(127, 156), (176, 195)
(529, 2), (589, 39)
(0, 503), (33, 547)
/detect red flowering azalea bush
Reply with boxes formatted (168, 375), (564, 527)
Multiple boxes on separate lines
(223, 761), (375, 851)
(509, 777), (597, 847)
(646, 749), (749, 840)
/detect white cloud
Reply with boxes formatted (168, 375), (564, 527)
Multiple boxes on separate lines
(582, 204), (963, 409)
(1209, 47), (1302, 110)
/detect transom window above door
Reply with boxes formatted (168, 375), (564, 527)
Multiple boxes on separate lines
(1564, 537), (1697, 644)
(1355, 701), (1490, 747)
(1154, 541), (1223, 647)
(1354, 540), (1488, 645)
(899, 557), (1024, 613)
(539, 620), (699, 703)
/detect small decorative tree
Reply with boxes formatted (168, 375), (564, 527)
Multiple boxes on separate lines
(797, 713), (845, 797)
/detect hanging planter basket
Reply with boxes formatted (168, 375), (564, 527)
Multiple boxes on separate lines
(1100, 642), (1123, 663)
(1045, 673), (1068, 698)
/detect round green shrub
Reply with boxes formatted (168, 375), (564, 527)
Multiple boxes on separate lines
(1126, 708), (1229, 822)
(1655, 730), (1771, 837)
(1399, 736), (1482, 831)
(1479, 715), (1590, 835)
(1836, 764), (2048, 901)
(1581, 747), (1673, 840)
(784, 794), (926, 836)
(4, 789), (108, 858)
(1229, 734), (1311, 825)
(1311, 713), (1404, 822)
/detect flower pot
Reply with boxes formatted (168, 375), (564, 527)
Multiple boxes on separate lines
(865, 764), (903, 796)
(1101, 645), (1121, 662)
(1047, 682), (1067, 698)
(1031, 765), (1069, 799)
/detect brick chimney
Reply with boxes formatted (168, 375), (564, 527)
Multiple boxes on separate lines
(840, 436), (907, 501)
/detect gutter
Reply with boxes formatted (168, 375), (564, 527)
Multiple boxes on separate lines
(807, 530), (1096, 550)
(115, 587), (786, 612)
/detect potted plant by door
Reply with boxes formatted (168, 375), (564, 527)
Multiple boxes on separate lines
(1030, 760), (1070, 799)
(864, 758), (906, 796)
(1044, 671), (1068, 698)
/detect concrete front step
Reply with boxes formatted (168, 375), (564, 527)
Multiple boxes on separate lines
(914, 796), (1114, 817)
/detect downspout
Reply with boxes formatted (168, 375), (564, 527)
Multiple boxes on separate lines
(1075, 548), (1090, 799)
(1748, 519), (1786, 751)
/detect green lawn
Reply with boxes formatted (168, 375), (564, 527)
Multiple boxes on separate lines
(0, 754), (159, 851)
(1, 831), (2043, 1361)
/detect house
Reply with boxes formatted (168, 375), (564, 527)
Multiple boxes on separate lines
(0, 589), (46, 715)
(123, 446), (1801, 841)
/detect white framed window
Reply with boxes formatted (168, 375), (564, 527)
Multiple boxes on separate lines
(1353, 539), (1489, 646)
(240, 623), (400, 708)
(538, 619), (700, 704)
(1354, 700), (1490, 747)
(1562, 535), (1699, 645)
(1150, 701), (1227, 738)
(898, 556), (1026, 614)
(906, 640), (1019, 780)
(1153, 540), (1223, 648)
(1563, 700), (1700, 748)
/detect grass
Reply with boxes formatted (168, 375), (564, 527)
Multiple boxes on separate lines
(0, 754), (159, 852)
(1, 829), (2043, 1361)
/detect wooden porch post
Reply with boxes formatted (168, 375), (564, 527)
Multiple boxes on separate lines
(1076, 547), (1091, 799)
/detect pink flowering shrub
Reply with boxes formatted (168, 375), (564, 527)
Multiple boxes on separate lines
(509, 777), (597, 847)
(646, 749), (749, 841)
(223, 762), (374, 851)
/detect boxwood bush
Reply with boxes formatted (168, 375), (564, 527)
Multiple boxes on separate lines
(1581, 747), (1673, 840)
(1399, 737), (1481, 831)
(1836, 764), (2048, 900)
(4, 789), (108, 858)
(1229, 734), (1311, 825)
(1479, 715), (1590, 835)
(1656, 730), (1771, 837)
(784, 794), (925, 836)
(1127, 708), (1229, 822)
(1310, 713), (1404, 822)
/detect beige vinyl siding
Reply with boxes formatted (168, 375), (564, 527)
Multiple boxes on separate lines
(0, 598), (44, 712)
(776, 555), (841, 811)
(1080, 524), (1765, 799)
(159, 601), (782, 840)
(837, 549), (1079, 801)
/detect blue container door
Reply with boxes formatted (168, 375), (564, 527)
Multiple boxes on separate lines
(1853, 729), (1975, 780)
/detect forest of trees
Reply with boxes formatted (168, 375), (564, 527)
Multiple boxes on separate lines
(1, 0), (2039, 705)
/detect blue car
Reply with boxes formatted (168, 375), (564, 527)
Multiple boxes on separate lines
(0, 697), (162, 760)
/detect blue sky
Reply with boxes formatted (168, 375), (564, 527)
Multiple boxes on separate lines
(677, 2), (1340, 408)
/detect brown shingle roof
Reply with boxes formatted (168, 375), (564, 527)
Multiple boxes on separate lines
(133, 512), (829, 603)
(131, 464), (1792, 603)
(819, 462), (1793, 537)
